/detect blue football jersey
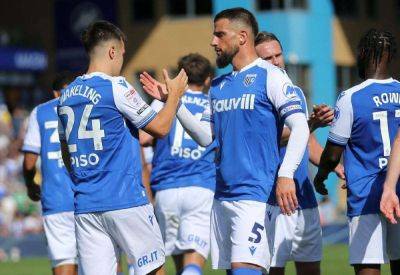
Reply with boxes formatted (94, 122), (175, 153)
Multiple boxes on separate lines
(57, 72), (156, 214)
(329, 78), (400, 217)
(201, 58), (305, 202)
(268, 86), (317, 209)
(22, 98), (74, 215)
(151, 90), (216, 192)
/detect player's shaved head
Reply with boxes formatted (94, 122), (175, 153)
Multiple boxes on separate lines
(81, 20), (127, 55)
(214, 8), (258, 39)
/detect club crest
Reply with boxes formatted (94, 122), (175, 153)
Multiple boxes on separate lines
(243, 74), (257, 87)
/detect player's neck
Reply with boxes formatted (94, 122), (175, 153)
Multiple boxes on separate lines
(86, 60), (116, 77)
(232, 47), (258, 71)
(365, 67), (390, 80)
(188, 84), (204, 92)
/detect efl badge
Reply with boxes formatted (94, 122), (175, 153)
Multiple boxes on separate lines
(243, 74), (257, 87)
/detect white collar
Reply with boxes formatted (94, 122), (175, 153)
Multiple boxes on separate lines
(232, 58), (261, 75)
(81, 72), (114, 80)
(364, 77), (394, 84)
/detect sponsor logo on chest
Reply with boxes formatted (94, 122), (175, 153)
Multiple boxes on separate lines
(212, 93), (255, 113)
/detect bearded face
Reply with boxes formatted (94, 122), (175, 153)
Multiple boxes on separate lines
(211, 19), (241, 69)
(216, 45), (239, 68)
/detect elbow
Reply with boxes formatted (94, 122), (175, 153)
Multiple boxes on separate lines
(153, 127), (169, 139)
(197, 135), (213, 147)
(139, 137), (154, 147)
(321, 151), (340, 168)
(326, 154), (340, 165)
(198, 139), (212, 147)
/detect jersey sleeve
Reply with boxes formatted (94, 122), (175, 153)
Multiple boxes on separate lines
(328, 91), (353, 146)
(22, 107), (41, 154)
(296, 87), (309, 117)
(112, 78), (157, 129)
(150, 99), (164, 113)
(200, 92), (213, 124)
(266, 67), (304, 121)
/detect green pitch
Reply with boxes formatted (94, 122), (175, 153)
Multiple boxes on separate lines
(0, 245), (391, 274)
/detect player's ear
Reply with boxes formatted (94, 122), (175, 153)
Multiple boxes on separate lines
(204, 76), (211, 88)
(239, 30), (248, 46)
(109, 46), (116, 60)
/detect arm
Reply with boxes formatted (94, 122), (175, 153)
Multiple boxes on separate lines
(21, 107), (41, 201)
(277, 113), (309, 215)
(22, 153), (40, 201)
(176, 104), (213, 147)
(308, 133), (345, 180)
(140, 70), (213, 147)
(142, 70), (188, 138)
(282, 103), (334, 142)
(116, 70), (187, 138)
(278, 113), (310, 179)
(60, 139), (72, 173)
(56, 113), (72, 173)
(139, 100), (164, 146)
(314, 142), (345, 195)
(266, 68), (309, 215)
(381, 129), (400, 224)
(139, 130), (155, 146)
(314, 91), (352, 194)
(140, 147), (154, 203)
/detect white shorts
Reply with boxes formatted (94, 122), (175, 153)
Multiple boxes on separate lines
(349, 214), (400, 264)
(210, 199), (269, 270)
(155, 186), (214, 259)
(43, 211), (78, 267)
(75, 204), (165, 275)
(265, 205), (322, 267)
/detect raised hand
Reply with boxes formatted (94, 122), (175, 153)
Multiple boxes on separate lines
(276, 177), (298, 215)
(163, 69), (188, 99)
(139, 71), (168, 102)
(380, 186), (400, 224)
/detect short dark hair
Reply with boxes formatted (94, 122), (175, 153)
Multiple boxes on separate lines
(358, 28), (397, 65)
(214, 8), (258, 38)
(52, 72), (75, 91)
(178, 53), (212, 86)
(255, 31), (283, 50)
(81, 20), (127, 54)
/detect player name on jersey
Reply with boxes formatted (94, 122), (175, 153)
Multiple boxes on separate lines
(181, 95), (209, 108)
(59, 84), (102, 105)
(372, 92), (400, 107)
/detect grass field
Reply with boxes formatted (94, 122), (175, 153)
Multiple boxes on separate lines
(0, 245), (391, 274)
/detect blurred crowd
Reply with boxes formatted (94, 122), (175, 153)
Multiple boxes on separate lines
(0, 97), (43, 239)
